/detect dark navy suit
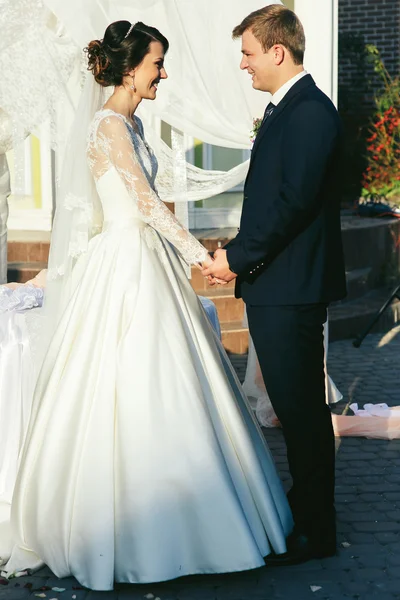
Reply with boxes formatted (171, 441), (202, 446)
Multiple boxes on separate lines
(226, 74), (346, 548)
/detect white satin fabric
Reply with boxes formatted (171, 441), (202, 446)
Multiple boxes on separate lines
(0, 286), (44, 544)
(0, 312), (34, 522)
(0, 287), (221, 565)
(0, 117), (293, 590)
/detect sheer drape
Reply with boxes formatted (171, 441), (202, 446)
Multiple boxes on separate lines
(40, 0), (280, 209)
(43, 0), (275, 148)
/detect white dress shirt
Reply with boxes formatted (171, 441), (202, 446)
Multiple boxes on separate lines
(270, 70), (308, 106)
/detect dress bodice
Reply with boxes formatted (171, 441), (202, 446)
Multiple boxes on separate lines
(86, 108), (207, 265)
(87, 110), (158, 225)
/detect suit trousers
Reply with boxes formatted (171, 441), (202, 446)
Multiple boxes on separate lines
(247, 303), (336, 547)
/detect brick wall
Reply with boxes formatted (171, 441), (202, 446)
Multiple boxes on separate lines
(338, 0), (400, 203)
(339, 0), (400, 107)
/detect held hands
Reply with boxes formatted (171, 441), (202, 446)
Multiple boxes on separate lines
(201, 249), (237, 285)
(196, 253), (228, 286)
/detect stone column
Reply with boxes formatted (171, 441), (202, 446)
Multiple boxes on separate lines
(294, 0), (338, 105)
(0, 154), (10, 284)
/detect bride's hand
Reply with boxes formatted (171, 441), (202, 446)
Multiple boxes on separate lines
(201, 254), (214, 270)
(199, 255), (228, 286)
(208, 277), (228, 286)
(193, 254), (213, 271)
(194, 255), (227, 285)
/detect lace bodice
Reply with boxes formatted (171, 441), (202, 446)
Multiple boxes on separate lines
(86, 109), (208, 266)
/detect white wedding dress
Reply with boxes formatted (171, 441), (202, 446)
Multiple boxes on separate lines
(0, 110), (292, 590)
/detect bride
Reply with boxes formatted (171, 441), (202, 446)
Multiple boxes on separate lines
(0, 21), (293, 590)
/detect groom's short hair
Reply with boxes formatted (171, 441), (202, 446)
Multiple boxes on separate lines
(232, 4), (305, 65)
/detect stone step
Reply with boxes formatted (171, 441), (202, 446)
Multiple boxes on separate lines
(329, 288), (400, 342)
(221, 321), (249, 354)
(204, 287), (245, 323)
(341, 215), (400, 282)
(7, 262), (47, 283)
(7, 231), (51, 263)
(190, 266), (236, 293)
(345, 267), (373, 302)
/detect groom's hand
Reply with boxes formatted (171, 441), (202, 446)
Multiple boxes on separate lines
(201, 249), (237, 282)
(198, 253), (228, 286)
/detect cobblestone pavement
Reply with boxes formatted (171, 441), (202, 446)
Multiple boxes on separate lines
(1, 326), (400, 600)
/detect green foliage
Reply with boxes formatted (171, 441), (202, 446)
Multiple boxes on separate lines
(361, 46), (400, 202)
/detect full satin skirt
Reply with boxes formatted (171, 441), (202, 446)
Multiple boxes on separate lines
(1, 223), (293, 590)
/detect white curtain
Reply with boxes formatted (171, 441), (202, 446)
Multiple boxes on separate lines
(43, 0), (275, 149)
(40, 0), (280, 230)
(0, 1), (79, 159)
(0, 0), (280, 256)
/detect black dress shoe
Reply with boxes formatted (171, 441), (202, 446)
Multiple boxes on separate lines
(264, 534), (336, 567)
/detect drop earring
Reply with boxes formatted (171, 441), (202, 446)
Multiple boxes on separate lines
(130, 76), (136, 92)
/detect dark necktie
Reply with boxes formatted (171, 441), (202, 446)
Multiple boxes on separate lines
(262, 102), (275, 126)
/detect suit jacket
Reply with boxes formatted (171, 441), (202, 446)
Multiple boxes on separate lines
(226, 74), (347, 306)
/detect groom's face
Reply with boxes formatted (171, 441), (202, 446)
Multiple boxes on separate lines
(239, 30), (276, 93)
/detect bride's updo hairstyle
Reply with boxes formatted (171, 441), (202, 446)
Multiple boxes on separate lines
(86, 20), (169, 87)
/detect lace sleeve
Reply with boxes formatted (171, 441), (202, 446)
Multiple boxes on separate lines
(92, 114), (208, 265)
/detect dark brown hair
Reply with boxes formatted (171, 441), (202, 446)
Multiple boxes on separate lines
(86, 21), (169, 87)
(232, 4), (305, 65)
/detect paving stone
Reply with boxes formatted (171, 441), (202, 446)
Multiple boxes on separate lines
(336, 521), (354, 533)
(385, 510), (400, 521)
(358, 493), (384, 502)
(86, 593), (119, 600)
(362, 476), (388, 485)
(350, 567), (388, 582)
(338, 511), (382, 522)
(371, 502), (398, 512)
(371, 459), (392, 468)
(375, 532), (400, 544)
(347, 532), (377, 544)
(0, 590), (31, 600)
(353, 522), (400, 533)
(386, 475), (400, 484)
(357, 484), (400, 493)
(385, 567), (400, 579)
(386, 553), (400, 567)
(346, 503), (373, 513)
(317, 555), (357, 570)
(335, 494), (359, 503)
(342, 581), (370, 595)
(363, 593), (397, 600)
(339, 543), (383, 556)
(335, 485), (359, 495)
(377, 580), (400, 593)
(335, 504), (350, 513)
(383, 492), (400, 501)
(357, 553), (387, 568)
(272, 579), (343, 599)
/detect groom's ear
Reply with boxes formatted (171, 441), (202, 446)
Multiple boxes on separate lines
(271, 44), (285, 66)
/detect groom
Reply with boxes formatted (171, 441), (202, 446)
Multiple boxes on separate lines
(203, 5), (346, 564)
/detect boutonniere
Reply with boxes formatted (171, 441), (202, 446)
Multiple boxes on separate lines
(250, 117), (262, 143)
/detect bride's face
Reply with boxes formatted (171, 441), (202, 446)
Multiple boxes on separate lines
(131, 41), (168, 101)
